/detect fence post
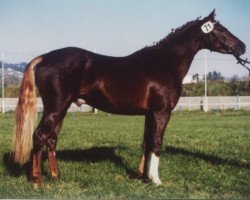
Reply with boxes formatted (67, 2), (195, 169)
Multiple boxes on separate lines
(236, 95), (240, 110)
(188, 97), (191, 111)
(203, 96), (208, 112)
(204, 50), (208, 113)
(200, 99), (203, 111)
(220, 96), (223, 110)
(1, 52), (5, 114)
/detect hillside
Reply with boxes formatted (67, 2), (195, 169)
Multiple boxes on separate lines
(0, 61), (27, 72)
(0, 62), (26, 86)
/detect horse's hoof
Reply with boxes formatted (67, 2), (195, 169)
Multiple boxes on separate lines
(149, 175), (162, 186)
(32, 179), (42, 189)
(137, 171), (143, 178)
(33, 182), (42, 189)
(51, 175), (59, 179)
(50, 172), (60, 179)
(137, 171), (147, 180)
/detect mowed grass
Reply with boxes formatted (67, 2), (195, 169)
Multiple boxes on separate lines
(0, 110), (249, 199)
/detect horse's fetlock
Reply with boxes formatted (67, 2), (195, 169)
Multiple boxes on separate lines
(46, 138), (57, 150)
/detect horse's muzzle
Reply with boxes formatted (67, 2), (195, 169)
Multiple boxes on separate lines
(235, 41), (246, 56)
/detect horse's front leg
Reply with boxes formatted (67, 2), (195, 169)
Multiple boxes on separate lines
(148, 110), (171, 185)
(138, 113), (153, 178)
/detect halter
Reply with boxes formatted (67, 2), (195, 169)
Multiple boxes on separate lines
(201, 21), (250, 71)
(235, 56), (250, 73)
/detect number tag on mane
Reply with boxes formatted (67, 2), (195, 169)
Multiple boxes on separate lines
(201, 21), (214, 33)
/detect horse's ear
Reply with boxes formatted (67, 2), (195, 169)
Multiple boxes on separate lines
(207, 9), (216, 20)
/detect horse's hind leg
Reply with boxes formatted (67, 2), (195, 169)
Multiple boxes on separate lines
(31, 130), (43, 187)
(31, 97), (71, 186)
(46, 120), (63, 178)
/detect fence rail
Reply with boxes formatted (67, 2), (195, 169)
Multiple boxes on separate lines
(1, 96), (250, 113)
(175, 96), (250, 111)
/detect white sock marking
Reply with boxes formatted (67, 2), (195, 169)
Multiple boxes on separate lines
(148, 152), (162, 185)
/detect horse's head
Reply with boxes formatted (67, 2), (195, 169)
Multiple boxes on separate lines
(200, 10), (246, 57)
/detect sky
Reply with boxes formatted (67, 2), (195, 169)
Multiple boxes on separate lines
(0, 0), (250, 78)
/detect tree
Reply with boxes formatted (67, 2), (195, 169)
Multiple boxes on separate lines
(227, 75), (240, 96)
(207, 71), (224, 81)
(192, 73), (199, 83)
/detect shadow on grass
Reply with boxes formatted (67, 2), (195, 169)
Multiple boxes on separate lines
(2, 153), (32, 180)
(2, 146), (138, 179)
(56, 146), (137, 178)
(166, 145), (250, 169)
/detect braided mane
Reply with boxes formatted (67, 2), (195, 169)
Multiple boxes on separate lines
(145, 17), (202, 49)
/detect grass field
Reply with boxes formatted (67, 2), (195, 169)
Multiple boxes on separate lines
(0, 110), (249, 199)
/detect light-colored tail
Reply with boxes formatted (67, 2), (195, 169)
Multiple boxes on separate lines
(12, 56), (43, 164)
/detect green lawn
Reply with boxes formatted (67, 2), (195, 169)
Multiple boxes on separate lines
(0, 110), (249, 199)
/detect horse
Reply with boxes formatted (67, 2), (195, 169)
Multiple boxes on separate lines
(12, 10), (246, 186)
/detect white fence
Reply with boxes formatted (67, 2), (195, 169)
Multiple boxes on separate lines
(175, 96), (250, 111)
(1, 96), (250, 113)
(0, 98), (93, 113)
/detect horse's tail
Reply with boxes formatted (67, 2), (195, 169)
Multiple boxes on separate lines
(11, 56), (43, 164)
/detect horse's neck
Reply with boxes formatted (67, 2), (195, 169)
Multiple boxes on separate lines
(133, 30), (201, 81)
(165, 31), (201, 80)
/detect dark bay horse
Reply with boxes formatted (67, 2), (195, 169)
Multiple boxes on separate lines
(12, 10), (246, 186)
